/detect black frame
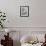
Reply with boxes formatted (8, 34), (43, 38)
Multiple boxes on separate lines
(20, 6), (29, 17)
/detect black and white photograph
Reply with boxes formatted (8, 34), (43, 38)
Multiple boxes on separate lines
(20, 6), (29, 17)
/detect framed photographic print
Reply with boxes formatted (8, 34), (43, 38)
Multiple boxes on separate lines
(20, 6), (29, 17)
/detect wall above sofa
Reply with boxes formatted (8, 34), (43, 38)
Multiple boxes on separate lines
(0, 0), (46, 27)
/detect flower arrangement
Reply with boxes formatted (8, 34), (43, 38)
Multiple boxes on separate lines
(0, 10), (6, 28)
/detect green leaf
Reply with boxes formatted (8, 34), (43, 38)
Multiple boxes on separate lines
(0, 21), (1, 23)
(3, 16), (6, 17)
(1, 25), (3, 28)
(4, 13), (5, 14)
(0, 15), (2, 17)
(0, 12), (2, 13)
(0, 23), (1, 25)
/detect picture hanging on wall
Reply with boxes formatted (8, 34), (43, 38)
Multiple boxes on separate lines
(20, 6), (29, 17)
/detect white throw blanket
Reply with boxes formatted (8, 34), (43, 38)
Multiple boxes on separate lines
(21, 43), (43, 46)
(0, 44), (3, 46)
